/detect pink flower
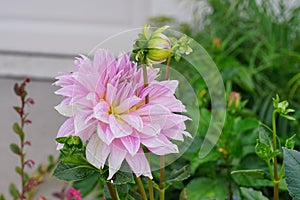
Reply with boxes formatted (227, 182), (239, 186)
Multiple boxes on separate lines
(54, 49), (191, 179)
(66, 188), (82, 200)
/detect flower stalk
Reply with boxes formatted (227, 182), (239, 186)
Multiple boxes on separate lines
(136, 177), (148, 200)
(106, 182), (118, 200)
(272, 111), (279, 200)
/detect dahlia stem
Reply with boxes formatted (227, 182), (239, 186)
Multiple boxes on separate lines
(106, 182), (118, 200)
(136, 177), (148, 200)
(147, 153), (155, 200)
(142, 63), (149, 103)
(159, 55), (171, 200)
(164, 55), (171, 80)
(272, 111), (279, 200)
(142, 62), (154, 199)
(159, 156), (165, 200)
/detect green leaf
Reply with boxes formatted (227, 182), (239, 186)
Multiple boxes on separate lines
(165, 165), (191, 185)
(186, 177), (229, 200)
(12, 123), (24, 140)
(127, 190), (142, 200)
(240, 187), (268, 200)
(111, 171), (135, 185)
(191, 149), (220, 173)
(0, 194), (6, 200)
(233, 117), (259, 134)
(9, 183), (20, 199)
(15, 166), (22, 176)
(53, 162), (96, 181)
(285, 134), (296, 149)
(73, 172), (100, 197)
(231, 169), (265, 179)
(231, 170), (273, 187)
(10, 144), (21, 155)
(61, 154), (91, 166)
(255, 139), (271, 160)
(283, 148), (300, 199)
(115, 184), (129, 199)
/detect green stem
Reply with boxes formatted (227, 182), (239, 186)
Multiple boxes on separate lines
(159, 55), (171, 200)
(106, 182), (118, 200)
(164, 55), (171, 80)
(147, 153), (154, 200)
(136, 177), (148, 200)
(142, 63), (154, 199)
(160, 156), (165, 200)
(272, 111), (279, 200)
(142, 63), (149, 103)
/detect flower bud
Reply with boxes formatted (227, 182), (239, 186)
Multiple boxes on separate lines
(134, 25), (171, 65)
(228, 92), (241, 108)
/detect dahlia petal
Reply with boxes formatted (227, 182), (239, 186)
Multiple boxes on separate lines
(115, 96), (141, 113)
(121, 113), (143, 131)
(140, 123), (161, 137)
(74, 110), (94, 134)
(56, 117), (75, 149)
(109, 115), (133, 138)
(108, 141), (127, 179)
(106, 84), (117, 105)
(93, 101), (110, 123)
(141, 135), (179, 155)
(97, 124), (115, 145)
(136, 104), (170, 116)
(55, 103), (77, 117)
(126, 148), (152, 179)
(76, 125), (95, 142)
(120, 132), (140, 156)
(86, 134), (110, 169)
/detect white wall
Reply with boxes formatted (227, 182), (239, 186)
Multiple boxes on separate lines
(0, 0), (192, 78)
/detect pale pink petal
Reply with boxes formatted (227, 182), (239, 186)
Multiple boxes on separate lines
(108, 140), (127, 179)
(121, 113), (143, 131)
(55, 103), (77, 117)
(106, 84), (117, 105)
(93, 101), (110, 123)
(56, 118), (75, 149)
(74, 110), (95, 134)
(109, 115), (133, 138)
(120, 131), (140, 156)
(141, 135), (179, 155)
(97, 124), (115, 145)
(86, 134), (110, 169)
(115, 96), (141, 114)
(126, 148), (152, 179)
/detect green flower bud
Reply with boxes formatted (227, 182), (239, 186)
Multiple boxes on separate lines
(255, 139), (271, 160)
(133, 25), (171, 65)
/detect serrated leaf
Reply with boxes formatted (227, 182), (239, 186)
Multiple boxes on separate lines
(115, 184), (129, 199)
(10, 144), (21, 155)
(53, 162), (96, 181)
(231, 170), (273, 187)
(231, 169), (265, 179)
(186, 177), (229, 200)
(165, 165), (191, 185)
(283, 148), (300, 199)
(127, 190), (142, 200)
(73, 172), (100, 197)
(9, 183), (20, 199)
(111, 171), (135, 185)
(61, 154), (90, 166)
(240, 187), (268, 200)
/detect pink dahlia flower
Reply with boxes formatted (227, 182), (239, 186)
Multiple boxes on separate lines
(54, 49), (191, 179)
